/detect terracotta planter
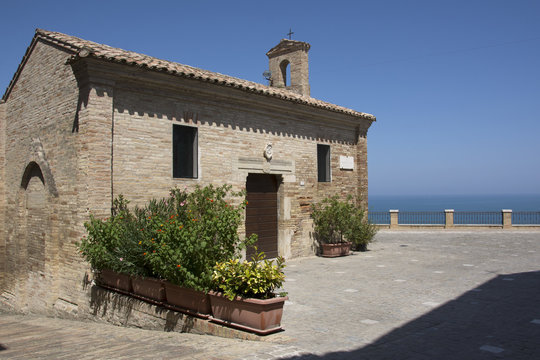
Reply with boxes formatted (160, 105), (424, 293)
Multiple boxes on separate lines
(131, 276), (166, 302)
(320, 242), (352, 257)
(97, 269), (132, 292)
(208, 291), (287, 335)
(163, 282), (211, 315)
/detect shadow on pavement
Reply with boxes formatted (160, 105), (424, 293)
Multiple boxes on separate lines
(285, 270), (540, 359)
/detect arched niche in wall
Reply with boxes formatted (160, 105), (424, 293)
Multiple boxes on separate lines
(20, 161), (48, 273)
(21, 161), (45, 191)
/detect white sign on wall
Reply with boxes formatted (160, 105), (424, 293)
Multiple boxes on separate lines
(339, 156), (354, 170)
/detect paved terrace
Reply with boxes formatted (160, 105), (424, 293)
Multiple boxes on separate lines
(1, 231), (540, 359)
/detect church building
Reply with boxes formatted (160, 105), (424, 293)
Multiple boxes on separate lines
(0, 29), (374, 314)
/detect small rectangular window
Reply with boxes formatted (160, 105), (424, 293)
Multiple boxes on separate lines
(173, 124), (198, 178)
(317, 144), (331, 182)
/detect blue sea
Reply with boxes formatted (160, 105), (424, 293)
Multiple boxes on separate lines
(368, 194), (540, 212)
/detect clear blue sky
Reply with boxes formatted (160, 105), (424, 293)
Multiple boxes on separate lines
(1, 0), (539, 196)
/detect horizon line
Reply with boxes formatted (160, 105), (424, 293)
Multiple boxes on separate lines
(369, 193), (540, 197)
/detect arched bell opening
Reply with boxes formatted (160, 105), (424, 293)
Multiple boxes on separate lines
(279, 59), (291, 87)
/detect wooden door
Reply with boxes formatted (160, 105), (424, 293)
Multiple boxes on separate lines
(246, 174), (278, 259)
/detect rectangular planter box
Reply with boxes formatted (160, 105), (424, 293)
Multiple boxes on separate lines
(97, 269), (132, 292)
(320, 242), (352, 257)
(208, 291), (287, 335)
(131, 276), (166, 302)
(164, 281), (211, 315)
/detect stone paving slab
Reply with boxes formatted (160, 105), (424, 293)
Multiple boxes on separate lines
(1, 231), (539, 359)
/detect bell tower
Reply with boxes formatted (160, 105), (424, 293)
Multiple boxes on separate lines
(266, 39), (311, 96)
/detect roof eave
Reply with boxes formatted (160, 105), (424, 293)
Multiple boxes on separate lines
(70, 53), (375, 121)
(2, 29), (79, 102)
(3, 29), (375, 122)
(1, 34), (39, 102)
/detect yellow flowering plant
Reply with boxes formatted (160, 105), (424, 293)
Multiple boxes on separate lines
(212, 248), (286, 300)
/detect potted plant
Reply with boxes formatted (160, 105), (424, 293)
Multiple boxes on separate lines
(311, 195), (352, 257)
(79, 185), (258, 311)
(139, 185), (255, 315)
(209, 250), (287, 334)
(347, 207), (378, 252)
(311, 195), (377, 257)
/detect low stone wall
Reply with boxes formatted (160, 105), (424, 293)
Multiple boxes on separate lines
(87, 286), (265, 340)
(0, 282), (270, 341)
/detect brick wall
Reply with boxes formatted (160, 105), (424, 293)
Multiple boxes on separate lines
(0, 39), (89, 314)
(110, 75), (367, 258)
(267, 41), (310, 96)
(0, 102), (6, 286)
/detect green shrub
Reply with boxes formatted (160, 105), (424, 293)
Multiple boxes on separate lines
(346, 206), (378, 251)
(311, 196), (352, 244)
(139, 185), (256, 291)
(79, 184), (256, 292)
(311, 195), (377, 250)
(78, 195), (151, 276)
(212, 249), (286, 300)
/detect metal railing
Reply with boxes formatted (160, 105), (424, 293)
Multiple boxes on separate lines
(398, 211), (445, 225)
(368, 211), (390, 225)
(368, 209), (540, 227)
(454, 211), (502, 225)
(512, 211), (540, 225)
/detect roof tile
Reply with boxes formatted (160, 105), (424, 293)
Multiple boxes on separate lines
(4, 29), (375, 121)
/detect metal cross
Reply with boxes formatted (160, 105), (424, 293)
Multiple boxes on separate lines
(287, 28), (294, 40)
